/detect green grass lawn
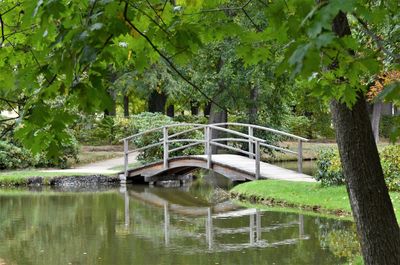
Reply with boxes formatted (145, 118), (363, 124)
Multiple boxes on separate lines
(265, 141), (391, 162)
(231, 180), (400, 222)
(0, 170), (94, 186)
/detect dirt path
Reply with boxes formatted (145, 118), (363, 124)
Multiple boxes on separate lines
(43, 153), (138, 175)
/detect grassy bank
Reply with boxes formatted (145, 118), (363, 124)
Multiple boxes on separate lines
(265, 141), (390, 162)
(230, 180), (400, 222)
(0, 170), (99, 186)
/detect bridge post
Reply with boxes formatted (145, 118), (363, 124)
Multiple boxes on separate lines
(163, 126), (169, 169)
(123, 139), (128, 183)
(297, 140), (303, 173)
(206, 126), (212, 169)
(255, 140), (260, 179)
(248, 126), (254, 159)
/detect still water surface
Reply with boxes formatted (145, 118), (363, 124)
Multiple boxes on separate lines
(0, 177), (355, 265)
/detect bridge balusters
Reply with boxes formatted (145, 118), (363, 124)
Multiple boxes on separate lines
(297, 140), (303, 173)
(248, 126), (254, 159)
(206, 126), (212, 169)
(163, 127), (169, 169)
(255, 141), (260, 179)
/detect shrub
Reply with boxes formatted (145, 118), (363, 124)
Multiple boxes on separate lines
(0, 141), (37, 169)
(0, 132), (79, 170)
(380, 115), (399, 139)
(315, 145), (400, 191)
(284, 115), (312, 138)
(380, 145), (400, 191)
(35, 133), (80, 169)
(314, 148), (346, 186)
(129, 113), (204, 163)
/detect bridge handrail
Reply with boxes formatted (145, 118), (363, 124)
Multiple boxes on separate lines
(120, 122), (308, 182)
(211, 122), (309, 142)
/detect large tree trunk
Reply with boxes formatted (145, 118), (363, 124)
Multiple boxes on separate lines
(104, 90), (116, 116)
(148, 90), (167, 113)
(208, 102), (227, 154)
(204, 102), (211, 117)
(331, 10), (400, 265)
(248, 86), (259, 124)
(123, 94), (129, 117)
(191, 100), (199, 116)
(331, 97), (400, 265)
(371, 101), (382, 143)
(166, 104), (174, 117)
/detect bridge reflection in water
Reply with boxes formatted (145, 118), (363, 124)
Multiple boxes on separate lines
(120, 186), (308, 253)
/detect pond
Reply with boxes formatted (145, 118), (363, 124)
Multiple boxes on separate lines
(0, 175), (358, 265)
(272, 160), (317, 176)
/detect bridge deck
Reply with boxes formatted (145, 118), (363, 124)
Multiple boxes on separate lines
(196, 154), (315, 182)
(123, 154), (315, 183)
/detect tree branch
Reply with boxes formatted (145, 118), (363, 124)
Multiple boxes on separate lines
(0, 97), (19, 104)
(182, 0), (253, 15)
(0, 2), (21, 16)
(127, 1), (170, 36)
(123, 2), (228, 113)
(352, 13), (400, 61)
(0, 15), (5, 47)
(145, 0), (168, 28)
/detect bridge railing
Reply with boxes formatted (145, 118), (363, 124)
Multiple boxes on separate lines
(121, 123), (308, 181)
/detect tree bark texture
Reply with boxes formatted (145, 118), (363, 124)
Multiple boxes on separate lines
(208, 102), (227, 154)
(248, 86), (259, 124)
(204, 102), (211, 117)
(123, 94), (129, 117)
(104, 90), (116, 116)
(191, 100), (199, 116)
(148, 90), (166, 113)
(330, 10), (400, 265)
(371, 101), (382, 143)
(331, 98), (400, 265)
(166, 104), (174, 117)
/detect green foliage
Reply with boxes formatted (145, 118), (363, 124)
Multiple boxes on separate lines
(0, 141), (37, 169)
(315, 148), (346, 187)
(380, 115), (400, 141)
(173, 115), (208, 124)
(0, 135), (79, 170)
(284, 115), (312, 138)
(380, 145), (400, 192)
(128, 113), (204, 163)
(316, 146), (400, 191)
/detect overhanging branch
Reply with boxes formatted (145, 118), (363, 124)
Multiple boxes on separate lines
(123, 2), (228, 112)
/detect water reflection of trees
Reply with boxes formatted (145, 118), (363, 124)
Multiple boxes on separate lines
(0, 189), (354, 265)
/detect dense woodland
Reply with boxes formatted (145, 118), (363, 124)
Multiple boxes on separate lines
(0, 0), (399, 264)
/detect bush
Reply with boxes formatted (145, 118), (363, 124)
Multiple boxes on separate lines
(315, 146), (400, 191)
(314, 148), (346, 186)
(129, 113), (204, 163)
(380, 115), (399, 139)
(380, 145), (400, 191)
(0, 141), (37, 169)
(35, 134), (80, 169)
(284, 115), (312, 138)
(0, 133), (79, 170)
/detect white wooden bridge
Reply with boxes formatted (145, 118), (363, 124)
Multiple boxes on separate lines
(119, 122), (315, 184)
